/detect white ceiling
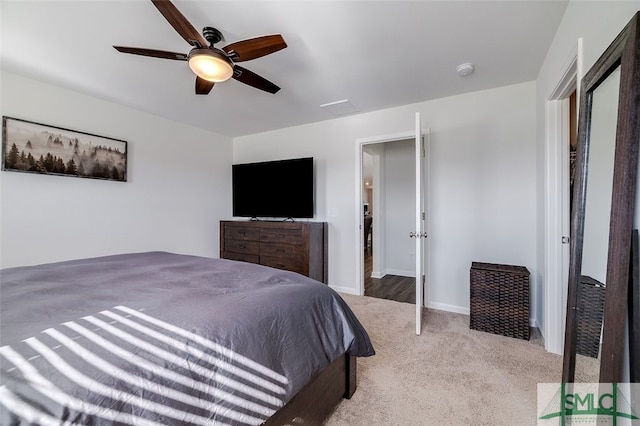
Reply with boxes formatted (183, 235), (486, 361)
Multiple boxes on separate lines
(1, 1), (568, 138)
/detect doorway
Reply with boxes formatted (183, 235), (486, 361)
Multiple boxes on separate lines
(544, 43), (581, 354)
(362, 140), (416, 304)
(355, 116), (428, 335)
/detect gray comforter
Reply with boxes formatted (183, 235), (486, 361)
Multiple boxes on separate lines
(0, 251), (374, 425)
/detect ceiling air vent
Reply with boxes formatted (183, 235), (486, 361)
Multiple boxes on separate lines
(320, 99), (357, 117)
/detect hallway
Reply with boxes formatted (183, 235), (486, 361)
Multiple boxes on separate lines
(363, 248), (415, 304)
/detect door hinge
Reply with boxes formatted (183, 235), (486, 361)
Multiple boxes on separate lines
(422, 212), (425, 220)
(562, 236), (570, 244)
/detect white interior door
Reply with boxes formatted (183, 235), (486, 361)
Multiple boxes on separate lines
(414, 112), (425, 335)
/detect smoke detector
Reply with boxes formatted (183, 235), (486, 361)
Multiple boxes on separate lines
(456, 63), (475, 77)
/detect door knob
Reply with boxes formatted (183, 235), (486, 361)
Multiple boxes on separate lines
(409, 232), (428, 239)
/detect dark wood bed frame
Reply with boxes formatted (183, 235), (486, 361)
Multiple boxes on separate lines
(263, 353), (357, 425)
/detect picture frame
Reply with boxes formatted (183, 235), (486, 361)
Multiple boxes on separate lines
(2, 116), (127, 182)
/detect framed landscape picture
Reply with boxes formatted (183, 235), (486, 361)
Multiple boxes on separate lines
(2, 116), (127, 182)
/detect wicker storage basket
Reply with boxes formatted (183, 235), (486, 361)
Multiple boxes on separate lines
(575, 275), (605, 359)
(470, 262), (530, 340)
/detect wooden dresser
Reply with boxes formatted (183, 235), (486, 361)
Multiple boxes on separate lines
(220, 220), (328, 283)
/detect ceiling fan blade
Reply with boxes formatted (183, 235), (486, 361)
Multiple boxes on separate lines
(150, 0), (208, 47)
(223, 35), (287, 62)
(195, 76), (215, 95)
(233, 66), (280, 94)
(114, 46), (188, 61)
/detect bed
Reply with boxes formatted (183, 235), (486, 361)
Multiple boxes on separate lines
(0, 251), (374, 425)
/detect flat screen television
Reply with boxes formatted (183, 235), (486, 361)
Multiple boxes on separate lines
(232, 157), (314, 219)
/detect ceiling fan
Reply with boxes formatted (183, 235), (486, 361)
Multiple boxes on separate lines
(113, 0), (287, 95)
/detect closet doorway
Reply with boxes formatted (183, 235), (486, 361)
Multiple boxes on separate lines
(544, 44), (580, 354)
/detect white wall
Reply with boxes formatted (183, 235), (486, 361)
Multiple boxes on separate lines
(0, 71), (232, 268)
(234, 81), (537, 317)
(383, 139), (415, 277)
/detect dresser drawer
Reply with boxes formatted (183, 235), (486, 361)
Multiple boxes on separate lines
(260, 255), (304, 275)
(224, 239), (260, 255)
(260, 228), (303, 244)
(225, 226), (260, 241)
(260, 242), (303, 259)
(222, 251), (259, 264)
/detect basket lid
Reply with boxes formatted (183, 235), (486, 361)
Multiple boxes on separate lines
(471, 262), (529, 275)
(580, 275), (606, 287)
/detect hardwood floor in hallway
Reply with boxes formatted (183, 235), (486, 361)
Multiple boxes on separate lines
(363, 248), (415, 304)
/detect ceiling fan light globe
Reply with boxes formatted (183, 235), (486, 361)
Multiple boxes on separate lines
(188, 49), (233, 82)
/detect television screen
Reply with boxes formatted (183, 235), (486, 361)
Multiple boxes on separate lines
(232, 157), (314, 218)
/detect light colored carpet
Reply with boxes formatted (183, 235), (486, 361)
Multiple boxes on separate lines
(324, 294), (562, 425)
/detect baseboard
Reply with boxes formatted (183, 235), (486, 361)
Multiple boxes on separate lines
(331, 285), (360, 295)
(385, 268), (415, 278)
(370, 269), (415, 279)
(426, 301), (469, 315)
(426, 302), (539, 328)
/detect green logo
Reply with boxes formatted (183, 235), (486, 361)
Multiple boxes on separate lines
(538, 383), (639, 425)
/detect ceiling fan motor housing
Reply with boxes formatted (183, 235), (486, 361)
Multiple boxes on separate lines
(203, 27), (224, 46)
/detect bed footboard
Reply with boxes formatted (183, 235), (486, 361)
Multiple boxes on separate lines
(345, 352), (357, 399)
(263, 353), (356, 425)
